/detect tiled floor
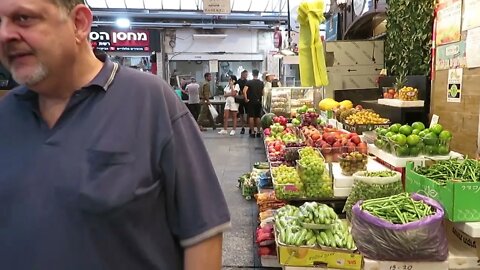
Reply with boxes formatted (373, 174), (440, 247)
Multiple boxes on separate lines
(201, 130), (279, 270)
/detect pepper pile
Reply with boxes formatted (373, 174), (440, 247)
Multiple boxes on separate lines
(415, 159), (480, 183)
(360, 193), (435, 224)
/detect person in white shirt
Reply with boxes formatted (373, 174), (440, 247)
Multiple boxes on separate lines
(186, 77), (201, 121)
(218, 75), (240, 136)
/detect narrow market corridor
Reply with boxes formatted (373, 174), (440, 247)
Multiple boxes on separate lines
(201, 130), (277, 270)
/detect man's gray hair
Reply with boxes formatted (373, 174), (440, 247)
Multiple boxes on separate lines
(51, 0), (85, 11)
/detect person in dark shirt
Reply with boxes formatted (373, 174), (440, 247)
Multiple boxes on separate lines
(243, 69), (264, 138)
(236, 70), (248, 134)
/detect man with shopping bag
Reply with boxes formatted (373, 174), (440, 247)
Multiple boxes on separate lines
(197, 72), (217, 131)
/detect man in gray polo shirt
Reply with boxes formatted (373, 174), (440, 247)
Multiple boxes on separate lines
(0, 0), (230, 269)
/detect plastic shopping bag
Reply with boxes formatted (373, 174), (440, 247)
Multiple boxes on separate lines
(351, 193), (448, 261)
(343, 171), (403, 220)
(208, 104), (218, 119)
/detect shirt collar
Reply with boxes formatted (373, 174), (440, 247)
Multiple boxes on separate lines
(13, 55), (119, 100)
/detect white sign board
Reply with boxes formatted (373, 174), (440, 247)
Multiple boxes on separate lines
(447, 68), (463, 103)
(203, 0), (231, 14)
(466, 27), (480, 68)
(209, 59), (219, 73)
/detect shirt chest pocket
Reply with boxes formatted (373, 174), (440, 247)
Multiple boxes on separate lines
(77, 149), (160, 214)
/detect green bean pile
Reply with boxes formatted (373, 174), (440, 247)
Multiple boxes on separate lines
(360, 193), (435, 224)
(415, 159), (480, 183)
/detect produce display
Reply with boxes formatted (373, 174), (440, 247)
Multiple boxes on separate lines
(265, 139), (286, 163)
(300, 126), (367, 162)
(271, 165), (303, 199)
(275, 203), (357, 250)
(398, 86), (419, 101)
(260, 113), (276, 129)
(300, 110), (320, 127)
(382, 87), (398, 99)
(339, 152), (368, 176)
(344, 110), (389, 125)
(360, 193), (435, 224)
(351, 193), (448, 262)
(414, 158), (480, 183)
(297, 147), (333, 198)
(271, 94), (289, 115)
(318, 98), (340, 111)
(343, 170), (403, 220)
(375, 122), (452, 157)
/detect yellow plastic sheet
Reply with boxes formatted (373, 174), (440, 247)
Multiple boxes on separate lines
(297, 0), (329, 87)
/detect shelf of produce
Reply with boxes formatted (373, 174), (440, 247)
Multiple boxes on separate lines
(332, 158), (390, 198)
(368, 144), (463, 168)
(363, 258), (448, 270)
(377, 98), (425, 107)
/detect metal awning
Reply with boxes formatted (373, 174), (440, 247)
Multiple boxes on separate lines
(86, 0), (286, 12)
(86, 0), (330, 13)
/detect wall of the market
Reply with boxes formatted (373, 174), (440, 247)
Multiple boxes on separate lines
(431, 8), (480, 157)
(431, 69), (480, 157)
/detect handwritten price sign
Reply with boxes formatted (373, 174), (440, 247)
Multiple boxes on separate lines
(378, 261), (448, 270)
(381, 265), (414, 270)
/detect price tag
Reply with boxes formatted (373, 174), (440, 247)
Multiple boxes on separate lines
(328, 118), (337, 127)
(429, 114), (439, 128)
(378, 262), (415, 270)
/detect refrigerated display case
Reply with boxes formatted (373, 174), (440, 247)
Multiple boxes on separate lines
(263, 87), (325, 117)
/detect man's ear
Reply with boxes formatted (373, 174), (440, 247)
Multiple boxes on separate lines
(70, 5), (93, 43)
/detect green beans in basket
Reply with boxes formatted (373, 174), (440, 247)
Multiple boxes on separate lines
(360, 193), (435, 224)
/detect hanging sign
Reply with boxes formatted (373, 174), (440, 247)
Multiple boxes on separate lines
(447, 68), (463, 103)
(466, 27), (480, 68)
(209, 59), (219, 73)
(462, 0), (480, 31)
(203, 0), (231, 14)
(436, 0), (462, 46)
(435, 41), (467, 70)
(325, 13), (339, 41)
(90, 28), (150, 52)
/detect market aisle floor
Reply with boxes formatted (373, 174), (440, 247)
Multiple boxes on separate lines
(201, 130), (277, 270)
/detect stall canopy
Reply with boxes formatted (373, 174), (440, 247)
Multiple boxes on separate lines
(86, 0), (288, 13)
(297, 0), (329, 87)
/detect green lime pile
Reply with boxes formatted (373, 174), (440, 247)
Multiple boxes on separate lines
(375, 122), (452, 157)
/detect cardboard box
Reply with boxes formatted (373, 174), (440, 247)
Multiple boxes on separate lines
(405, 162), (480, 222)
(277, 244), (363, 270)
(446, 220), (480, 259)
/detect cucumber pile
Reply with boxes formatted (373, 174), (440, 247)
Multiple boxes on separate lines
(275, 203), (356, 250)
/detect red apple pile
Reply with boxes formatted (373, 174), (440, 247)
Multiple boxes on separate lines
(315, 132), (368, 162)
(266, 140), (286, 162)
(273, 116), (288, 127)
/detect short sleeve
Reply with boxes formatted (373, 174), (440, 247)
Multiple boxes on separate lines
(159, 113), (231, 247)
(234, 84), (240, 93)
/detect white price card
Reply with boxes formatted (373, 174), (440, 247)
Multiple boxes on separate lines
(378, 261), (448, 270)
(430, 114), (440, 128)
(379, 263), (415, 270)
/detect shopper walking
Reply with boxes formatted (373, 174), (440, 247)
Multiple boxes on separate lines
(243, 69), (264, 138)
(186, 77), (201, 121)
(218, 75), (240, 136)
(0, 1), (230, 270)
(237, 70), (248, 134)
(198, 72), (216, 131)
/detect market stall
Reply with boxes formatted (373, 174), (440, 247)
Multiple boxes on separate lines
(236, 94), (480, 270)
